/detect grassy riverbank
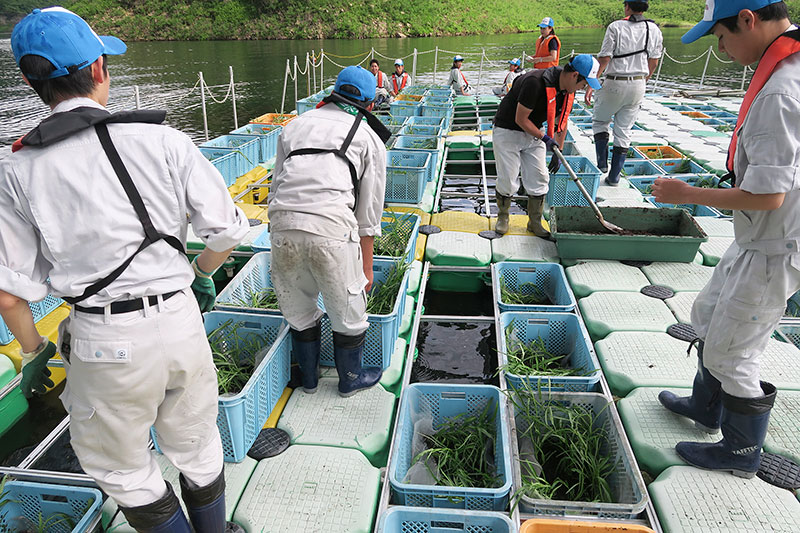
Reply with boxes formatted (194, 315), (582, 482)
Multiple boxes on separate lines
(62, 0), (706, 40)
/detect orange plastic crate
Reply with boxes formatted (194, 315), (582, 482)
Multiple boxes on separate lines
(680, 111), (711, 119)
(635, 145), (683, 160)
(250, 113), (297, 126)
(520, 518), (656, 533)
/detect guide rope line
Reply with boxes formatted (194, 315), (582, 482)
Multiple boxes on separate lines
(663, 48), (711, 65)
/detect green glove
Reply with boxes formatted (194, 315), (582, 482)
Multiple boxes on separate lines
(191, 258), (217, 312)
(20, 340), (56, 398)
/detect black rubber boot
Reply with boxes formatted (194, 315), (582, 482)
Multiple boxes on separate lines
(494, 192), (511, 235)
(179, 471), (245, 533)
(606, 146), (627, 186)
(118, 482), (192, 532)
(676, 382), (777, 478)
(291, 320), (321, 394)
(333, 331), (382, 397)
(594, 132), (609, 173)
(526, 195), (551, 240)
(659, 341), (722, 433)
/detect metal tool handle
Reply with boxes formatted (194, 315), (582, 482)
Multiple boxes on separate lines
(552, 146), (607, 223)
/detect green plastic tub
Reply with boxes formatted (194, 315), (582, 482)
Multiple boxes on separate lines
(551, 207), (708, 262)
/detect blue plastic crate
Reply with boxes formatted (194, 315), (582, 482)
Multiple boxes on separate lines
(229, 124), (282, 162)
(621, 159), (664, 177)
(295, 95), (323, 114)
(399, 124), (443, 137)
(645, 196), (724, 217)
(0, 481), (102, 533)
(391, 136), (441, 181)
(492, 262), (576, 313)
(250, 227), (271, 253)
(426, 88), (455, 98)
(377, 507), (516, 533)
(157, 311), (290, 462)
(547, 157), (601, 207)
(377, 212), (421, 264)
(406, 115), (446, 129)
(651, 158), (705, 175)
(389, 383), (513, 511)
(498, 312), (600, 393)
(390, 100), (423, 117)
(198, 147), (248, 186)
(200, 135), (260, 169)
(386, 150), (432, 203)
(378, 115), (409, 127)
(215, 253), (408, 370)
(0, 294), (63, 345)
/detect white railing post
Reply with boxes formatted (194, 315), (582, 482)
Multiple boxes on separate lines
(229, 66), (238, 129)
(478, 49), (485, 94)
(412, 48), (418, 83)
(294, 56), (298, 109)
(520, 50), (525, 70)
(433, 46), (439, 84)
(320, 48), (325, 90)
(281, 59), (289, 113)
(652, 52), (665, 91)
(199, 72), (209, 142)
(741, 64), (749, 91)
(699, 46), (712, 89)
(134, 85), (140, 109)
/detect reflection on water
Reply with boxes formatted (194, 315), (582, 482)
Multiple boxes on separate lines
(412, 321), (499, 386)
(0, 27), (746, 156)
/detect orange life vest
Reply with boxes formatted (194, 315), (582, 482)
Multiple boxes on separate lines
(376, 71), (384, 88)
(534, 34), (561, 69)
(392, 72), (409, 93)
(727, 29), (800, 173)
(545, 86), (573, 138)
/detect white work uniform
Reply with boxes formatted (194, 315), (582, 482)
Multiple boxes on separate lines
(592, 15), (663, 148)
(691, 52), (800, 398)
(0, 98), (249, 507)
(268, 103), (386, 336)
(448, 67), (468, 93)
(492, 128), (549, 197)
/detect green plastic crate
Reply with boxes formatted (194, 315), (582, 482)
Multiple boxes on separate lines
(551, 207), (708, 262)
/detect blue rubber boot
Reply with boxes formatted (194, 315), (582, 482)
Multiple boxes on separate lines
(333, 331), (382, 397)
(119, 482), (192, 532)
(605, 146), (627, 186)
(658, 341), (722, 433)
(180, 472), (245, 533)
(291, 320), (321, 394)
(593, 132), (609, 173)
(676, 382), (776, 478)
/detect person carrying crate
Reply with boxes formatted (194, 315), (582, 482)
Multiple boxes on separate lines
(585, 0), (663, 186)
(0, 7), (249, 533)
(267, 65), (392, 398)
(653, 0), (800, 479)
(491, 54), (601, 238)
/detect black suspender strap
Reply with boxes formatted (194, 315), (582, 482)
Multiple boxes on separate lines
(613, 19), (653, 59)
(63, 123), (185, 304)
(285, 111), (363, 211)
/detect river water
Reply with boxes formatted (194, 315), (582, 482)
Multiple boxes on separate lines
(0, 27), (747, 156)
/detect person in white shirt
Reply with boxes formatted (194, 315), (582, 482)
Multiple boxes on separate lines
(0, 7), (248, 533)
(493, 58), (523, 97)
(390, 59), (411, 96)
(268, 66), (390, 398)
(586, 0), (663, 185)
(369, 58), (391, 106)
(448, 55), (470, 95)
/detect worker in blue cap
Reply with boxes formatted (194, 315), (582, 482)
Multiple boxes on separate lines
(390, 58), (411, 96)
(529, 17), (561, 69)
(0, 6), (248, 532)
(493, 58), (524, 97)
(654, 0), (800, 479)
(447, 55), (470, 95)
(268, 65), (391, 399)
(586, 0), (663, 186)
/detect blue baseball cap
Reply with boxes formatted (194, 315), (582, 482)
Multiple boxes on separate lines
(509, 58), (521, 67)
(334, 65), (376, 102)
(394, 58), (404, 66)
(539, 17), (555, 28)
(12, 7), (126, 80)
(569, 54), (602, 90)
(682, 0), (783, 43)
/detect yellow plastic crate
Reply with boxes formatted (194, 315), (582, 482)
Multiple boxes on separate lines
(430, 211), (489, 234)
(250, 113), (296, 126)
(228, 165), (270, 204)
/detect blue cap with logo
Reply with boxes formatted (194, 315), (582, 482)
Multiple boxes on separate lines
(334, 65), (376, 102)
(539, 17), (555, 28)
(394, 58), (404, 66)
(682, 0), (784, 43)
(509, 58), (522, 66)
(453, 55), (464, 62)
(569, 54), (602, 90)
(11, 7), (126, 80)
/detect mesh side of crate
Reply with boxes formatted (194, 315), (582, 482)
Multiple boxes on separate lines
(386, 150), (431, 203)
(0, 481), (103, 533)
(494, 262), (575, 313)
(0, 295), (63, 345)
(199, 147), (247, 186)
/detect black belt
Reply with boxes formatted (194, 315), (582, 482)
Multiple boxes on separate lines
(605, 75), (646, 81)
(74, 290), (180, 315)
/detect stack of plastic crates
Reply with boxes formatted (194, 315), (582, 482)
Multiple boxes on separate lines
(389, 383), (513, 510)
(390, 135), (442, 181)
(385, 150), (432, 203)
(199, 146), (248, 186)
(509, 391), (648, 518)
(0, 294), (63, 345)
(153, 310), (291, 462)
(547, 156), (601, 207)
(0, 481), (103, 533)
(497, 312), (600, 392)
(390, 100), (423, 117)
(229, 124), (282, 162)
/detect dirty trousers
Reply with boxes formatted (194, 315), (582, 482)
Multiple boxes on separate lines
(493, 126), (549, 197)
(591, 78), (646, 149)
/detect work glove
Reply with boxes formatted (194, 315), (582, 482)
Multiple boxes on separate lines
(548, 154), (561, 174)
(540, 134), (558, 152)
(20, 338), (56, 398)
(191, 258), (217, 313)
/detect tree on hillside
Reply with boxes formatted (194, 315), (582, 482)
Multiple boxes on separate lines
(1, 0), (41, 17)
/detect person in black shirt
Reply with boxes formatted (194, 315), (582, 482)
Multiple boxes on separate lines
(492, 54), (601, 238)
